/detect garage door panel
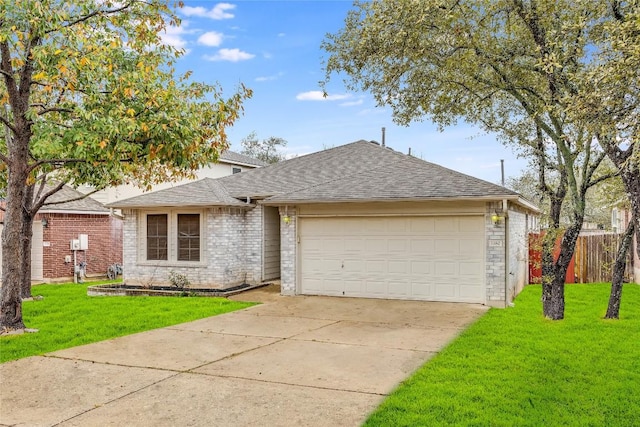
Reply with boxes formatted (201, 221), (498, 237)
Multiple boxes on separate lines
(435, 284), (457, 298)
(435, 262), (457, 276)
(345, 238), (363, 251)
(344, 280), (364, 294)
(301, 257), (324, 272)
(460, 239), (484, 255)
(365, 260), (386, 274)
(300, 216), (485, 303)
(460, 216), (484, 232)
(434, 217), (457, 233)
(411, 283), (433, 298)
(410, 218), (434, 233)
(388, 219), (409, 233)
(388, 260), (409, 274)
(388, 239), (407, 252)
(411, 260), (433, 274)
(459, 261), (483, 276)
(364, 280), (387, 295)
(322, 239), (343, 252)
(434, 239), (459, 254)
(367, 238), (388, 252)
(304, 238), (323, 252)
(388, 281), (410, 297)
(410, 239), (435, 254)
(344, 259), (364, 272)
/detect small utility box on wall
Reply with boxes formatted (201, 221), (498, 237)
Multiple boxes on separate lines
(70, 235), (89, 251)
(79, 234), (88, 250)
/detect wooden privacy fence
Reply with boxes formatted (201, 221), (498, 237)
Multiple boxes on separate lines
(529, 232), (634, 284)
(574, 233), (634, 283)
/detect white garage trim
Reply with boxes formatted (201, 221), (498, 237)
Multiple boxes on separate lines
(31, 221), (44, 281)
(298, 215), (486, 303)
(0, 222), (44, 281)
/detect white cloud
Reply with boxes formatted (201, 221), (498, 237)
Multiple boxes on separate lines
(181, 3), (235, 20)
(296, 91), (351, 101)
(357, 108), (387, 116)
(255, 72), (284, 82)
(203, 48), (255, 62)
(159, 21), (197, 50)
(340, 99), (364, 107)
(197, 31), (224, 47)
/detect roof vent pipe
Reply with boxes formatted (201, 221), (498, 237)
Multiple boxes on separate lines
(408, 147), (412, 156)
(500, 159), (505, 187)
(381, 127), (386, 147)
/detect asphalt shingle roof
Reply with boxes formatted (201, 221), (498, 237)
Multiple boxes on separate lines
(41, 185), (109, 213)
(265, 154), (519, 203)
(108, 178), (249, 208)
(219, 150), (268, 167)
(218, 140), (404, 198)
(109, 140), (523, 208)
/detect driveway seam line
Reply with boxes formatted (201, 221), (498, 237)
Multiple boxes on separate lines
(285, 337), (439, 353)
(184, 371), (388, 397)
(50, 371), (182, 427)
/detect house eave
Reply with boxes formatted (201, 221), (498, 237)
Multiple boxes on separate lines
(260, 194), (536, 209)
(218, 159), (263, 168)
(39, 209), (111, 215)
(108, 202), (254, 210)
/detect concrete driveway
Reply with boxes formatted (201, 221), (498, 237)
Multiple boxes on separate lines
(0, 285), (487, 427)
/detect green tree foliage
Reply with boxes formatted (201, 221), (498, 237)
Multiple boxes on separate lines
(240, 131), (287, 164)
(322, 0), (634, 320)
(0, 0), (251, 331)
(507, 163), (626, 229)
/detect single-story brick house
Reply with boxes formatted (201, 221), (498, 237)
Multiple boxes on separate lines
(110, 140), (538, 307)
(1, 186), (123, 282)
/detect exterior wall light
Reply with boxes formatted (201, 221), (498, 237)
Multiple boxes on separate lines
(41, 217), (49, 228)
(491, 212), (502, 226)
(283, 215), (291, 224)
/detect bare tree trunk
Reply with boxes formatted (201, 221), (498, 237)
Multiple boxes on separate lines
(605, 217), (635, 319)
(543, 222), (581, 320)
(20, 186), (34, 299)
(0, 170), (28, 331)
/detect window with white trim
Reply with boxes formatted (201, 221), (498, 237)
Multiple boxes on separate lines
(177, 214), (200, 261)
(143, 211), (202, 263)
(147, 214), (168, 260)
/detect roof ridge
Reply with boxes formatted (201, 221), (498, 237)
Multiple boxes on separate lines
(270, 152), (408, 201)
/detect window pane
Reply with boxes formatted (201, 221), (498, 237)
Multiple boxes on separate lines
(147, 214), (168, 260)
(177, 214), (200, 261)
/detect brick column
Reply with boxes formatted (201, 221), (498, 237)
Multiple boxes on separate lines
(279, 206), (297, 295)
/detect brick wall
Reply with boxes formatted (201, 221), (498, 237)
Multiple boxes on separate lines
(485, 202), (507, 307)
(244, 205), (263, 283)
(40, 213), (123, 280)
(279, 206), (297, 295)
(123, 207), (264, 288)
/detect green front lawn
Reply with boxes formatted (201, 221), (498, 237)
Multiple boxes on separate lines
(0, 281), (255, 363)
(366, 284), (640, 427)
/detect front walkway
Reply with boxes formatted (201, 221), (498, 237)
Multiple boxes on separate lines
(0, 285), (487, 426)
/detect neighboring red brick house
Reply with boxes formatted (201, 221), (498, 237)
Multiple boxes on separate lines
(1, 186), (122, 282)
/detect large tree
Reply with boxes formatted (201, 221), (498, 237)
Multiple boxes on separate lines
(572, 0), (640, 319)
(0, 0), (250, 332)
(240, 131), (287, 164)
(322, 0), (627, 319)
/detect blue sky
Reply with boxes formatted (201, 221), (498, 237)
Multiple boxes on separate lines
(161, 1), (528, 183)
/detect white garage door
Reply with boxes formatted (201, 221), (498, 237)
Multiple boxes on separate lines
(299, 216), (485, 303)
